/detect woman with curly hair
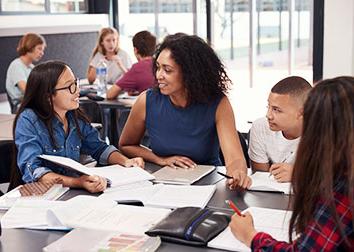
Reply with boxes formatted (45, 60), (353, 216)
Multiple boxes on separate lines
(119, 34), (251, 189)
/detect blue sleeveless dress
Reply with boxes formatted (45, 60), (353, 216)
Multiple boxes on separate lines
(146, 89), (222, 165)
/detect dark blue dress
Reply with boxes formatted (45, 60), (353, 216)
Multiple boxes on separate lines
(146, 89), (222, 165)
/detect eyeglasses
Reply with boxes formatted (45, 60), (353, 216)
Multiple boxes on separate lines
(54, 79), (78, 94)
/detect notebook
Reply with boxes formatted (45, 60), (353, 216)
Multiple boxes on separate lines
(152, 165), (215, 185)
(43, 228), (161, 252)
(0, 181), (69, 210)
(99, 184), (216, 209)
(208, 207), (293, 252)
(39, 154), (155, 188)
(249, 172), (292, 194)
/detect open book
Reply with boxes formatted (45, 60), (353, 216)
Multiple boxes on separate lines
(1, 195), (170, 234)
(249, 172), (292, 194)
(152, 165), (215, 185)
(39, 154), (155, 188)
(99, 184), (216, 209)
(43, 228), (161, 252)
(208, 207), (293, 252)
(0, 182), (69, 210)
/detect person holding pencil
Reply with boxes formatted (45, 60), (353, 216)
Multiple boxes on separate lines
(248, 76), (312, 182)
(229, 77), (354, 250)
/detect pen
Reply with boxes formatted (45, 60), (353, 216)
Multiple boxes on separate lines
(225, 200), (243, 216)
(217, 171), (233, 179)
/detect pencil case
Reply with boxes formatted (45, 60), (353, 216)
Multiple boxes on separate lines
(145, 207), (230, 246)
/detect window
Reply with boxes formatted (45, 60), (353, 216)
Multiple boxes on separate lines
(0, 0), (87, 13)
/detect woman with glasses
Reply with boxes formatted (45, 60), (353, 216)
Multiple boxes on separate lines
(13, 60), (144, 193)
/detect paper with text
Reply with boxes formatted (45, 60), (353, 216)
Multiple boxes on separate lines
(249, 172), (291, 194)
(208, 207), (292, 252)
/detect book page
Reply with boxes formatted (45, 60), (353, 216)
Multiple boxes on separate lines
(1, 199), (66, 229)
(147, 184), (216, 209)
(208, 207), (292, 252)
(63, 204), (170, 234)
(39, 155), (155, 187)
(153, 165), (215, 184)
(249, 172), (291, 194)
(99, 184), (216, 209)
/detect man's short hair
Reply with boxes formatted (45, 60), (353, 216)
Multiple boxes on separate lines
(132, 31), (157, 57)
(271, 76), (312, 105)
(17, 33), (46, 56)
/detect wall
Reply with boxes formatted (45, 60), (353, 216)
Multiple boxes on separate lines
(0, 14), (109, 94)
(323, 0), (354, 78)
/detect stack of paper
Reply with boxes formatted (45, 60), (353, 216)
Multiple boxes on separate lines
(1, 195), (171, 234)
(99, 184), (216, 209)
(39, 154), (155, 188)
(0, 183), (69, 210)
(152, 165), (215, 185)
(249, 172), (292, 194)
(208, 207), (292, 252)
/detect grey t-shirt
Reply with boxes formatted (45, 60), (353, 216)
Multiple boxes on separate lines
(248, 117), (299, 165)
(6, 58), (33, 105)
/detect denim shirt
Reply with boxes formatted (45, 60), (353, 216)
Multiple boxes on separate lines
(15, 109), (117, 183)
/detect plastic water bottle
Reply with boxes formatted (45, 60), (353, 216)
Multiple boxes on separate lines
(96, 60), (107, 96)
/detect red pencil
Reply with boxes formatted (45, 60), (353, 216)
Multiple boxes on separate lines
(225, 200), (243, 216)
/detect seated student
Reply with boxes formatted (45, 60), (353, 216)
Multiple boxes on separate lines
(119, 34), (251, 189)
(6, 33), (46, 112)
(248, 76), (311, 182)
(230, 76), (354, 250)
(14, 61), (144, 193)
(106, 30), (157, 99)
(87, 27), (132, 84)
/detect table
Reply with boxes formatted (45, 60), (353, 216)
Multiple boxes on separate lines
(0, 114), (15, 141)
(0, 163), (291, 251)
(79, 96), (136, 147)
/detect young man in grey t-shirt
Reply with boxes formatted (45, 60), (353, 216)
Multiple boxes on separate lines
(248, 76), (312, 182)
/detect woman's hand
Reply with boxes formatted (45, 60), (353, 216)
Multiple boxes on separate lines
(229, 212), (258, 247)
(159, 156), (197, 169)
(124, 157), (145, 168)
(226, 169), (252, 190)
(79, 175), (107, 193)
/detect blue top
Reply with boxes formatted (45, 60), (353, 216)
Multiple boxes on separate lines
(146, 89), (222, 165)
(15, 109), (117, 183)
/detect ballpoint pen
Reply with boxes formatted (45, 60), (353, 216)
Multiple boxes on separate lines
(217, 171), (233, 179)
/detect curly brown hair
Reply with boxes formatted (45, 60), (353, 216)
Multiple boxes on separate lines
(153, 34), (231, 104)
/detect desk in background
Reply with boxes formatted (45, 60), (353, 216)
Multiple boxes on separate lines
(0, 114), (15, 141)
(0, 163), (291, 251)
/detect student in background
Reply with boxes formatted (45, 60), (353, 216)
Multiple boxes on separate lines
(230, 76), (354, 250)
(119, 34), (250, 189)
(87, 27), (132, 84)
(248, 76), (311, 182)
(14, 61), (144, 193)
(6, 33), (46, 112)
(106, 30), (157, 99)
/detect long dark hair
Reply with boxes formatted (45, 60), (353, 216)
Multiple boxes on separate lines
(289, 76), (354, 245)
(13, 60), (89, 148)
(153, 34), (231, 104)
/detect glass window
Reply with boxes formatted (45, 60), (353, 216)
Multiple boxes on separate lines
(50, 0), (87, 13)
(1, 0), (45, 12)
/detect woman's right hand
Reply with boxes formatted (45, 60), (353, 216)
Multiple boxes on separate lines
(79, 175), (107, 193)
(160, 156), (197, 169)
